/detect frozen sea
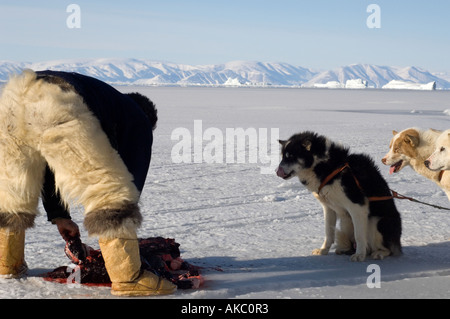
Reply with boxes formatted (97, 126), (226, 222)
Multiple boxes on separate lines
(0, 86), (449, 299)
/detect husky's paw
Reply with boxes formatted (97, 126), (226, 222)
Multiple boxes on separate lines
(312, 248), (329, 255)
(371, 250), (390, 260)
(350, 253), (366, 262)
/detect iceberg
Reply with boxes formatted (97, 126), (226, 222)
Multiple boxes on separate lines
(313, 81), (344, 89)
(223, 77), (247, 86)
(382, 80), (436, 90)
(311, 78), (368, 89)
(345, 79), (368, 89)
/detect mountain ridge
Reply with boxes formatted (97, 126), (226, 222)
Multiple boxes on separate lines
(1, 59), (449, 89)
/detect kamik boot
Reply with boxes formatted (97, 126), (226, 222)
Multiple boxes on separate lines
(98, 234), (177, 296)
(0, 228), (28, 278)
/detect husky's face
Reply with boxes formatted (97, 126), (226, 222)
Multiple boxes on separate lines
(425, 130), (450, 171)
(381, 129), (419, 174)
(276, 133), (320, 180)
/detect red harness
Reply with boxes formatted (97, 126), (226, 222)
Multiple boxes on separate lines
(317, 163), (393, 202)
(318, 163), (450, 209)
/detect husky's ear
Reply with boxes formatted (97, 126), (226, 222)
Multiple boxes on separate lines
(302, 140), (312, 151)
(405, 133), (419, 147)
(392, 130), (398, 136)
(278, 139), (287, 146)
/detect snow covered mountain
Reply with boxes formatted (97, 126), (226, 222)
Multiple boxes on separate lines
(0, 59), (316, 87)
(303, 64), (450, 90)
(0, 59), (449, 89)
(0, 61), (28, 81)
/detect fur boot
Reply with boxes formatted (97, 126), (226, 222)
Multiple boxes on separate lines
(0, 228), (28, 278)
(86, 204), (176, 296)
(0, 213), (34, 278)
(98, 235), (177, 296)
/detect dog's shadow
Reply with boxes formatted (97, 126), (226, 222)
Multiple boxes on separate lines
(189, 241), (450, 296)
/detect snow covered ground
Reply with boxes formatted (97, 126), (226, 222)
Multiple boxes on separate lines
(1, 86), (449, 299)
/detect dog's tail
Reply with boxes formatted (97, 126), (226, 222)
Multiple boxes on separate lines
(126, 92), (158, 131)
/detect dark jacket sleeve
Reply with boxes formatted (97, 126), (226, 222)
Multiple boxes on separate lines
(42, 166), (71, 222)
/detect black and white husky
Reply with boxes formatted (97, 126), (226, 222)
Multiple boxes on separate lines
(276, 131), (402, 262)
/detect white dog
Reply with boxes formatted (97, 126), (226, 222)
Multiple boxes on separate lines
(425, 129), (450, 171)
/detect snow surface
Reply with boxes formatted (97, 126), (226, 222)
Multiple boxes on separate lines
(0, 86), (449, 299)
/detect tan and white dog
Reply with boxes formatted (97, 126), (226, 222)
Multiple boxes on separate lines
(425, 129), (450, 171)
(381, 128), (450, 200)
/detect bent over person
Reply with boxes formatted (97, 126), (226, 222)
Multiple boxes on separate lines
(0, 70), (176, 296)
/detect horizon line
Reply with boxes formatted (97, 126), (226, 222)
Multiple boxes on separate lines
(0, 58), (447, 73)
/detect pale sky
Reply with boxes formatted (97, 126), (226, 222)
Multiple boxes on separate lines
(1, 0), (449, 72)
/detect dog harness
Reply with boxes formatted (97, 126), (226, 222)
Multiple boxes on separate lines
(318, 163), (396, 202)
(318, 163), (450, 209)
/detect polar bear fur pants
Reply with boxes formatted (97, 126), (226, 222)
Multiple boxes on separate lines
(0, 70), (141, 238)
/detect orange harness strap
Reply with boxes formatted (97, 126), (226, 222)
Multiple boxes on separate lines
(318, 163), (450, 209)
(318, 163), (392, 202)
(318, 163), (350, 194)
